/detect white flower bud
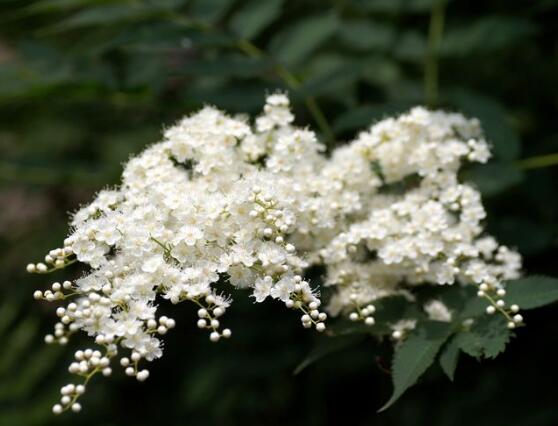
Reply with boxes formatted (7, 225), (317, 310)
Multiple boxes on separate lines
(365, 317), (375, 326)
(136, 370), (149, 382)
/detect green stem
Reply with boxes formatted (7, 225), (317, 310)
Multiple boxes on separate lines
(516, 153), (558, 170)
(424, 0), (446, 108)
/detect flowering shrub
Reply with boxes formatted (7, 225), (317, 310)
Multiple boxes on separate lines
(27, 94), (556, 414)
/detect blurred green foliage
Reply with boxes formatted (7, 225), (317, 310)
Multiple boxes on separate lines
(0, 0), (557, 425)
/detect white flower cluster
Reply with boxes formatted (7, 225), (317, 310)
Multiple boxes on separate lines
(27, 94), (522, 413)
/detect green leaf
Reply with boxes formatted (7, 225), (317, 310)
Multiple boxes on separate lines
(271, 13), (338, 66)
(189, 0), (232, 23)
(338, 19), (395, 51)
(439, 335), (460, 381)
(464, 162), (524, 197)
(329, 295), (412, 337)
(43, 4), (153, 32)
(11, 0), (111, 16)
(441, 17), (537, 56)
(413, 284), (484, 321)
(352, 0), (402, 13)
(362, 58), (401, 86)
(379, 321), (452, 411)
(175, 55), (269, 78)
(355, 0), (449, 13)
(505, 276), (558, 310)
(230, 0), (284, 40)
(0, 300), (19, 337)
(299, 62), (363, 97)
(459, 291), (488, 319)
(393, 30), (426, 62)
(293, 335), (363, 375)
(456, 315), (510, 359)
(0, 318), (38, 375)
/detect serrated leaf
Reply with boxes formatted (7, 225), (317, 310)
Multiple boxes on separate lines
(230, 0), (284, 40)
(379, 321), (452, 411)
(293, 335), (363, 375)
(505, 276), (558, 309)
(456, 315), (510, 359)
(271, 13), (338, 66)
(439, 335), (460, 381)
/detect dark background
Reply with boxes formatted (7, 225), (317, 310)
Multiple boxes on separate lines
(1, 0), (557, 425)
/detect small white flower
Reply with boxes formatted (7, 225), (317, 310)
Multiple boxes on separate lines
(424, 300), (452, 322)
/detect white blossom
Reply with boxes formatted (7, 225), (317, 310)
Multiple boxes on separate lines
(27, 94), (522, 414)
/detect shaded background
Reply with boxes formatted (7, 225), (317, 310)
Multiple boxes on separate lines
(1, 0), (557, 425)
